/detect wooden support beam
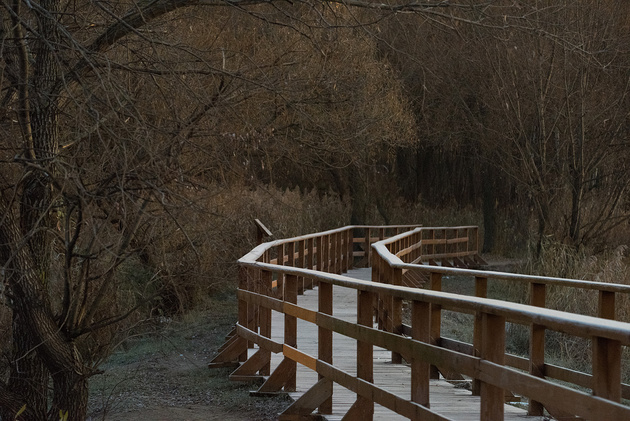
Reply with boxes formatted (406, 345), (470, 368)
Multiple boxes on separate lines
(252, 357), (296, 396)
(254, 218), (273, 244)
(207, 336), (247, 369)
(278, 378), (332, 421)
(229, 349), (271, 382)
(342, 398), (374, 421)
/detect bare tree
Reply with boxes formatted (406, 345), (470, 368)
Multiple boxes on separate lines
(0, 1), (451, 419)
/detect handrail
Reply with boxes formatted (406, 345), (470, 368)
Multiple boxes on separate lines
(373, 228), (630, 418)
(211, 224), (630, 420)
(376, 228), (630, 294)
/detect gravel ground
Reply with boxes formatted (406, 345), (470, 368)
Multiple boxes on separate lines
(87, 300), (291, 421)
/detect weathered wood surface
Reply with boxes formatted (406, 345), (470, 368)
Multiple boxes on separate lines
(265, 268), (543, 420)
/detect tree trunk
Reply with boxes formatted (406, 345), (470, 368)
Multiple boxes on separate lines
(49, 371), (89, 421)
(6, 306), (50, 421)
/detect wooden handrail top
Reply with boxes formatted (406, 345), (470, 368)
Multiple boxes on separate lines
(238, 260), (630, 345)
(373, 233), (630, 294)
(240, 224), (421, 262)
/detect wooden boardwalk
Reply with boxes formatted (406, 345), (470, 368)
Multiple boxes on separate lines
(267, 268), (543, 420)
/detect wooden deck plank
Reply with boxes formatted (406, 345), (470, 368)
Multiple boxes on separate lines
(265, 268), (544, 420)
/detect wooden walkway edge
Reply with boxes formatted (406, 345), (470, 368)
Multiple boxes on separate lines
(264, 268), (543, 420)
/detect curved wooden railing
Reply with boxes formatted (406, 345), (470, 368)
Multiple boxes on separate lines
(209, 224), (630, 420)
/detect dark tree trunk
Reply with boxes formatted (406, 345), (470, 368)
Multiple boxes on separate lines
(49, 371), (89, 421)
(6, 307), (50, 421)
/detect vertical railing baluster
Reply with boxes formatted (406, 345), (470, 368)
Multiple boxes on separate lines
(365, 228), (372, 266)
(599, 290), (616, 320)
(346, 228), (353, 272)
(285, 273), (298, 391)
(357, 289), (375, 420)
(306, 237), (314, 289)
(323, 234), (330, 273)
(472, 276), (488, 395)
(430, 272), (442, 379)
(392, 266), (403, 364)
(528, 282), (546, 415)
(319, 280), (333, 414)
(335, 231), (342, 274)
(260, 269), (272, 375)
(276, 244), (285, 300)
(594, 289), (621, 403)
(239, 266), (251, 359)
(411, 300), (431, 407)
(297, 239), (305, 294)
(593, 336), (622, 402)
(480, 312), (506, 420)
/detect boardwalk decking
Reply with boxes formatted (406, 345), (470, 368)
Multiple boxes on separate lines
(265, 268), (543, 420)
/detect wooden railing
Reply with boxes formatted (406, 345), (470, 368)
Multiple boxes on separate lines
(374, 228), (630, 419)
(210, 224), (630, 420)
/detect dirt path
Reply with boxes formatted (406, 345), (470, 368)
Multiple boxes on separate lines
(87, 300), (290, 421)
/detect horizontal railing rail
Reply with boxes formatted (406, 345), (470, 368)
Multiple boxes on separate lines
(373, 228), (630, 418)
(211, 224), (630, 420)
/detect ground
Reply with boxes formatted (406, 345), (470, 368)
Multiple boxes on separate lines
(87, 256), (521, 421)
(87, 298), (291, 421)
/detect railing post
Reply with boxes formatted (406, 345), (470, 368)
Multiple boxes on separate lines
(372, 252), (384, 330)
(276, 244), (285, 299)
(246, 267), (258, 350)
(411, 300), (431, 407)
(480, 312), (506, 420)
(297, 239), (305, 294)
(528, 282), (546, 415)
(599, 290), (615, 320)
(595, 290), (620, 402)
(429, 271), (442, 379)
(260, 269), (273, 375)
(346, 228), (353, 271)
(285, 242), (294, 302)
(365, 228), (371, 266)
(322, 234), (330, 273)
(331, 232), (338, 274)
(335, 231), (342, 274)
(392, 266), (403, 364)
(239, 266), (251, 360)
(357, 289), (375, 419)
(285, 273), (298, 391)
(318, 280), (333, 414)
(592, 336), (622, 402)
(472, 276), (488, 395)
(306, 237), (314, 289)
(316, 236), (323, 273)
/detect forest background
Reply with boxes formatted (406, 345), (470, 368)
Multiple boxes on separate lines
(1, 1), (630, 420)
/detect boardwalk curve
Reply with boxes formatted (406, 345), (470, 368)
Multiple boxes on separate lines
(209, 225), (630, 420)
